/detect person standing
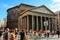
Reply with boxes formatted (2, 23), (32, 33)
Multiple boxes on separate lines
(10, 29), (16, 40)
(3, 28), (9, 40)
(20, 29), (25, 40)
(35, 31), (39, 40)
(47, 30), (50, 37)
(57, 29), (60, 38)
(0, 28), (2, 40)
(3, 28), (11, 40)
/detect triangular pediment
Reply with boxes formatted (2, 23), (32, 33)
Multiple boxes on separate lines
(30, 5), (54, 14)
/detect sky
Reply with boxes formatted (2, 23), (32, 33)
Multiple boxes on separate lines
(0, 0), (60, 23)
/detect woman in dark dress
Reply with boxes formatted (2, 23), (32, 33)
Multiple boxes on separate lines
(57, 29), (60, 38)
(20, 30), (25, 40)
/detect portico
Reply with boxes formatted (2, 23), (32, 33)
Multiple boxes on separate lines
(18, 5), (56, 31)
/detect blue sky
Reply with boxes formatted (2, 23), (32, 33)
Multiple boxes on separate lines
(0, 0), (60, 22)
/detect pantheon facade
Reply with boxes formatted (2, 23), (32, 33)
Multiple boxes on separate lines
(18, 5), (56, 31)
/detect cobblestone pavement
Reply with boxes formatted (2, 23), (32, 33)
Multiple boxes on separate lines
(16, 34), (60, 40)
(1, 34), (60, 40)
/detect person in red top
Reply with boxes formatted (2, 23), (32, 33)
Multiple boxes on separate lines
(11, 29), (16, 40)
(51, 30), (54, 37)
(40, 30), (45, 37)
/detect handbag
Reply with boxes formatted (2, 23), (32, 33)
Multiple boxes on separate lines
(23, 33), (28, 40)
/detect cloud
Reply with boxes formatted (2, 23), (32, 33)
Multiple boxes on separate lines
(49, 0), (60, 12)
(52, 0), (60, 3)
(50, 3), (60, 12)
(2, 4), (13, 8)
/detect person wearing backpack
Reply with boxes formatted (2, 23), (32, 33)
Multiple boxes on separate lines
(57, 29), (60, 38)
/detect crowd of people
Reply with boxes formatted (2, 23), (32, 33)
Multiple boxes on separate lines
(0, 28), (60, 40)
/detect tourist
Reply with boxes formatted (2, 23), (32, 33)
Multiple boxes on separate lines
(38, 30), (41, 38)
(3, 28), (11, 40)
(47, 30), (50, 37)
(44, 30), (47, 37)
(15, 28), (18, 37)
(35, 31), (39, 40)
(51, 30), (54, 37)
(20, 29), (25, 40)
(0, 28), (2, 40)
(10, 29), (16, 40)
(57, 29), (60, 38)
(41, 30), (45, 38)
(24, 29), (28, 35)
(23, 30), (28, 40)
